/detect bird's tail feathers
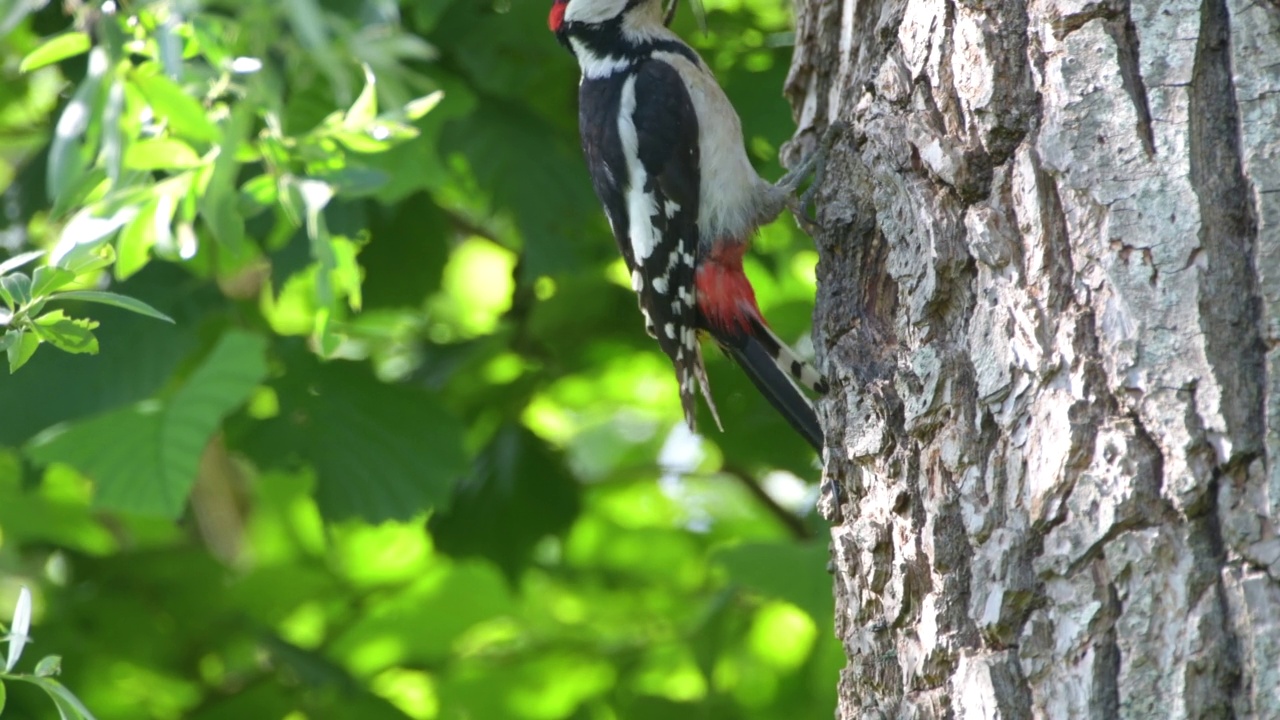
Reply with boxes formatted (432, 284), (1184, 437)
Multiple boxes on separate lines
(717, 317), (825, 451)
(675, 343), (723, 435)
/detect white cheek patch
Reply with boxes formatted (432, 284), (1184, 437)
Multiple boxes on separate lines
(569, 38), (629, 79)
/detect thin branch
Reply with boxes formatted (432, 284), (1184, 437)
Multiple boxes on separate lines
(721, 462), (812, 540)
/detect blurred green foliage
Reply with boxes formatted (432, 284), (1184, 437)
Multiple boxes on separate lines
(0, 0), (836, 718)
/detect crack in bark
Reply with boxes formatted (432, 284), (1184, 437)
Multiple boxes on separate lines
(1189, 0), (1266, 461)
(1090, 562), (1123, 719)
(1102, 1), (1157, 158)
(1052, 1), (1156, 157)
(1191, 475), (1245, 718)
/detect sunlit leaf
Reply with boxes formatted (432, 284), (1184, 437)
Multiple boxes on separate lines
(47, 47), (107, 207)
(0, 250), (45, 278)
(123, 137), (202, 170)
(0, 273), (32, 308)
(100, 78), (125, 184)
(4, 585), (31, 672)
(130, 71), (220, 143)
(52, 208), (137, 267)
(344, 65), (378, 127)
(12, 675), (99, 720)
(26, 330), (269, 516)
(5, 330), (38, 372)
(33, 655), (61, 678)
(19, 32), (91, 73)
(31, 311), (99, 355)
(200, 102), (254, 253)
(404, 91), (444, 120)
(53, 242), (115, 276)
(30, 266), (77, 298)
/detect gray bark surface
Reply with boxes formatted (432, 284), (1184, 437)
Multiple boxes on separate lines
(784, 0), (1280, 716)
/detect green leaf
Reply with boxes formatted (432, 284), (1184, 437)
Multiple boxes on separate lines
(54, 208), (137, 266)
(49, 291), (176, 324)
(31, 311), (99, 355)
(19, 32), (91, 73)
(361, 192), (450, 309)
(429, 424), (581, 582)
(0, 250), (45, 278)
(11, 675), (98, 720)
(316, 166), (389, 197)
(404, 90), (444, 120)
(53, 243), (115, 276)
(47, 47), (107, 208)
(123, 137), (201, 170)
(344, 65), (378, 127)
(0, 678), (6, 714)
(0, 273), (32, 308)
(330, 122), (419, 154)
(282, 0), (350, 103)
(239, 175), (277, 207)
(130, 72), (220, 144)
(30, 266), (77, 298)
(199, 101), (253, 254)
(441, 98), (600, 277)
(33, 655), (61, 678)
(100, 78), (125, 184)
(292, 179), (335, 307)
(245, 356), (468, 521)
(6, 330), (38, 372)
(25, 330), (269, 516)
(116, 199), (161, 280)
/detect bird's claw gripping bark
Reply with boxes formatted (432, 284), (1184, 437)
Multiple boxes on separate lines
(779, 122), (847, 234)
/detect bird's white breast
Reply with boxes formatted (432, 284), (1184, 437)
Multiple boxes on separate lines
(652, 51), (767, 247)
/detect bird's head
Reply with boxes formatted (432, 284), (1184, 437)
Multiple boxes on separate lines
(548, 0), (675, 52)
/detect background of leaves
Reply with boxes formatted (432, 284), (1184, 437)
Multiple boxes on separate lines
(0, 0), (837, 717)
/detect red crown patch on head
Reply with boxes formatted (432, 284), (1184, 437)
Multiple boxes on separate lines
(548, 0), (567, 32)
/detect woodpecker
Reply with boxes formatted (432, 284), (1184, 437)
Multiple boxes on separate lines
(550, 0), (833, 451)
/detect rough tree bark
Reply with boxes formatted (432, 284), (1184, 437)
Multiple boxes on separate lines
(783, 0), (1280, 715)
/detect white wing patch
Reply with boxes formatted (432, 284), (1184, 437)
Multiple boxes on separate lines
(616, 74), (660, 262)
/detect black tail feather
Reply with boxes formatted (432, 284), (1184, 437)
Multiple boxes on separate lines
(719, 335), (824, 452)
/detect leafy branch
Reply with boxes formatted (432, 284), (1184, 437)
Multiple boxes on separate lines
(1, 587), (98, 720)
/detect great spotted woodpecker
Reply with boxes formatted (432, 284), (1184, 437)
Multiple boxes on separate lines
(549, 0), (833, 451)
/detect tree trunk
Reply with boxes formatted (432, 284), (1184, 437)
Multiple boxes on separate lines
(785, 0), (1280, 715)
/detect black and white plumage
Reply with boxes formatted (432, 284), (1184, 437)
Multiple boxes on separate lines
(550, 0), (830, 451)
